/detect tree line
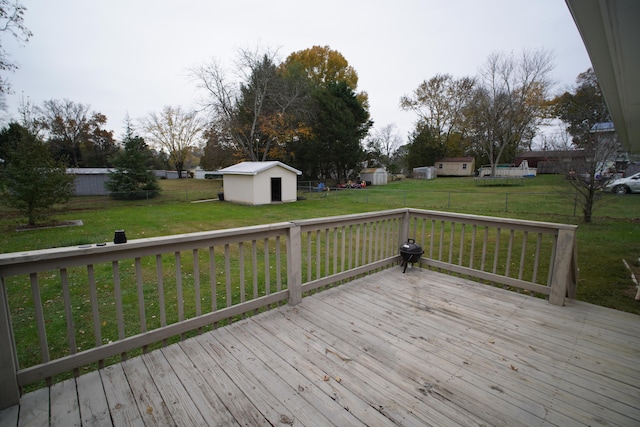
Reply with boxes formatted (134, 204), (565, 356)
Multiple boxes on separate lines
(0, 0), (618, 224)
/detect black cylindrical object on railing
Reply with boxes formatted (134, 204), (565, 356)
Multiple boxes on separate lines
(399, 239), (423, 273)
(114, 230), (127, 244)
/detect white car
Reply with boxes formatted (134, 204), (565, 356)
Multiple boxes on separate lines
(606, 172), (640, 194)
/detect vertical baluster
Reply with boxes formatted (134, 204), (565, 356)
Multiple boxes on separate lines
(532, 233), (542, 283)
(385, 219), (392, 259)
(252, 240), (258, 312)
(30, 273), (49, 361)
(264, 238), (270, 296)
(518, 232), (529, 280)
(112, 261), (126, 360)
(175, 252), (184, 329)
(505, 230), (515, 277)
(224, 245), (232, 309)
(225, 244), (233, 323)
(469, 225), (477, 269)
(87, 265), (102, 366)
(306, 231), (312, 282)
(239, 242), (245, 304)
(357, 224), (364, 267)
(448, 222), (455, 264)
(480, 226), (489, 271)
(135, 258), (146, 335)
(209, 247), (216, 313)
(373, 221), (380, 263)
(415, 216), (421, 241)
(429, 219), (435, 259)
(324, 229), (329, 280)
(275, 236), (282, 293)
(348, 225), (353, 270)
(193, 249), (201, 318)
(547, 234), (558, 286)
(30, 273), (51, 384)
(368, 222), (374, 265)
(340, 226), (346, 273)
(316, 230), (322, 280)
(59, 269), (77, 372)
(156, 254), (167, 345)
(458, 224), (466, 266)
(134, 258), (148, 353)
(333, 227), (338, 275)
(438, 221), (445, 261)
(360, 223), (367, 267)
(493, 228), (501, 274)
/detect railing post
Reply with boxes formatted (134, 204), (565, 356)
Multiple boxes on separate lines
(400, 209), (410, 244)
(549, 228), (578, 306)
(287, 223), (303, 305)
(0, 278), (20, 409)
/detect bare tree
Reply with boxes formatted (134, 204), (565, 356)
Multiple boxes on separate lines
(548, 127), (620, 223)
(0, 0), (32, 96)
(36, 99), (111, 167)
(466, 49), (554, 176)
(192, 47), (310, 162)
(141, 106), (203, 178)
(549, 67), (618, 223)
(366, 123), (402, 169)
(400, 74), (475, 143)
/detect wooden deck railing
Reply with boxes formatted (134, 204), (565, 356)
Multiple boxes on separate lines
(0, 208), (577, 408)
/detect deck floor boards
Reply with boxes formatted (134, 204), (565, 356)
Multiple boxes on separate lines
(2, 267), (639, 426)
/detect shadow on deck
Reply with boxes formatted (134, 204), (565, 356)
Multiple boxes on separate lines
(3, 267), (639, 426)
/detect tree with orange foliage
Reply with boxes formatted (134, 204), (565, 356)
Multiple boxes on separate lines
(193, 47), (312, 162)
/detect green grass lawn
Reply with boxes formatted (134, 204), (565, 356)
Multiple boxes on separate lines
(2, 175), (639, 314)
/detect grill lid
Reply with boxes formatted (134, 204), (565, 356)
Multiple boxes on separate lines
(400, 239), (423, 255)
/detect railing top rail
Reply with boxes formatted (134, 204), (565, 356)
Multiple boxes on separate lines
(0, 221), (293, 277)
(407, 208), (578, 233)
(291, 208), (407, 229)
(0, 208), (577, 278)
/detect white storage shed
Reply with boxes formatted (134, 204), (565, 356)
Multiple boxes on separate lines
(67, 168), (112, 196)
(219, 161), (301, 205)
(359, 168), (388, 185)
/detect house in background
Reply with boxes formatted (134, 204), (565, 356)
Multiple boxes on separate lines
(219, 161), (301, 205)
(513, 151), (582, 174)
(153, 170), (186, 179)
(413, 166), (437, 179)
(193, 166), (222, 179)
(434, 157), (475, 177)
(359, 167), (388, 185)
(67, 168), (111, 196)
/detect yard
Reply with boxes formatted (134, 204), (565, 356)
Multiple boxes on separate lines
(1, 174), (639, 315)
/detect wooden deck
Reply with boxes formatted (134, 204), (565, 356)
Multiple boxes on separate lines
(2, 266), (639, 426)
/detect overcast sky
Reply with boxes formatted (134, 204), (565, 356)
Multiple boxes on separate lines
(3, 0), (592, 143)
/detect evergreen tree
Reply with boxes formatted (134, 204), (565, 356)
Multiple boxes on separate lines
(106, 126), (160, 200)
(0, 123), (75, 225)
(304, 81), (371, 181)
(406, 121), (445, 171)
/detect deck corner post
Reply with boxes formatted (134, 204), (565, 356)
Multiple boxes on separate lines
(0, 278), (20, 409)
(287, 224), (303, 305)
(548, 228), (577, 306)
(401, 209), (411, 243)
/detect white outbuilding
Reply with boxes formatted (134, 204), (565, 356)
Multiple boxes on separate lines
(359, 167), (388, 185)
(218, 161), (302, 205)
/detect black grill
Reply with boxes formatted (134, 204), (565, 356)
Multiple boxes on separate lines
(399, 239), (424, 273)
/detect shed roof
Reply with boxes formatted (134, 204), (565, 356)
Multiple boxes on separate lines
(67, 168), (113, 175)
(590, 121), (615, 133)
(219, 161), (302, 176)
(435, 157), (474, 163)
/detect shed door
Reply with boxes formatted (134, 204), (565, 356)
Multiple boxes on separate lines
(271, 177), (282, 202)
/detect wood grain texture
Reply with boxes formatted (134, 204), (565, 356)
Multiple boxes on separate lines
(8, 267), (639, 426)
